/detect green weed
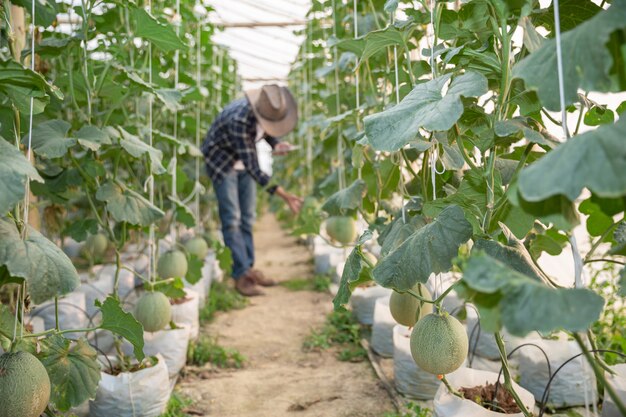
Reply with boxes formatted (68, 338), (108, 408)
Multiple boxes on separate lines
(280, 274), (331, 293)
(159, 391), (193, 417)
(200, 281), (248, 324)
(303, 309), (367, 362)
(383, 402), (432, 417)
(187, 336), (245, 369)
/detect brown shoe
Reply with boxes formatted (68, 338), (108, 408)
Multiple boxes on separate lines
(249, 269), (277, 287)
(235, 273), (264, 296)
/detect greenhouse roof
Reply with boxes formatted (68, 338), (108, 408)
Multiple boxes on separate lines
(207, 0), (310, 89)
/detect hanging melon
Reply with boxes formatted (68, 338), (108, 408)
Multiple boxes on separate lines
(134, 291), (172, 332)
(0, 351), (51, 417)
(82, 233), (108, 258)
(157, 250), (188, 279)
(326, 216), (357, 244)
(185, 237), (209, 259)
(389, 284), (433, 327)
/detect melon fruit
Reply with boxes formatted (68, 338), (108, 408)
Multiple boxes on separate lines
(389, 284), (433, 327)
(410, 312), (468, 375)
(362, 251), (377, 266)
(185, 237), (209, 259)
(82, 233), (108, 258)
(326, 216), (357, 245)
(157, 250), (188, 279)
(0, 351), (51, 417)
(134, 291), (172, 332)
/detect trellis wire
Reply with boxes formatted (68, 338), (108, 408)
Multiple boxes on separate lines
(147, 0), (156, 283)
(170, 0), (182, 242)
(331, 0), (345, 190)
(194, 11), (202, 230)
(354, 0), (362, 181)
(306, 19), (314, 192)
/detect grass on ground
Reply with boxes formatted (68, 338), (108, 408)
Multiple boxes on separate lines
(383, 402), (432, 417)
(159, 391), (194, 417)
(279, 274), (331, 293)
(187, 336), (245, 369)
(303, 309), (367, 362)
(200, 281), (248, 324)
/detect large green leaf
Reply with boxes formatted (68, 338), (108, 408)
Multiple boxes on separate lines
(40, 336), (100, 412)
(0, 59), (62, 114)
(0, 137), (44, 214)
(513, 0), (626, 111)
(332, 234), (374, 310)
(95, 181), (164, 226)
(97, 297), (145, 361)
(518, 117), (626, 202)
(23, 120), (75, 159)
(330, 24), (412, 63)
(169, 196), (196, 228)
(373, 205), (473, 290)
(0, 305), (36, 353)
(75, 126), (111, 152)
(364, 72), (488, 151)
(11, 0), (58, 27)
(472, 236), (543, 282)
(118, 127), (166, 174)
(132, 7), (187, 53)
(321, 179), (367, 216)
(462, 253), (605, 336)
(0, 217), (79, 304)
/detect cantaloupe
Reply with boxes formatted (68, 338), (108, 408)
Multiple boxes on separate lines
(157, 250), (188, 279)
(185, 237), (209, 259)
(82, 233), (108, 258)
(410, 312), (468, 375)
(0, 351), (51, 417)
(389, 284), (433, 327)
(326, 216), (357, 245)
(134, 292), (172, 332)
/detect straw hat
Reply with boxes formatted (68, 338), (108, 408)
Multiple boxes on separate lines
(245, 84), (298, 137)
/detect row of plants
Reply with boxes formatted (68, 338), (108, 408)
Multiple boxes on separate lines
(279, 0), (626, 415)
(1, 0), (236, 415)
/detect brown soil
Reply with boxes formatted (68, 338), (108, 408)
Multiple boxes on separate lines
(171, 296), (191, 305)
(179, 213), (393, 417)
(460, 382), (521, 414)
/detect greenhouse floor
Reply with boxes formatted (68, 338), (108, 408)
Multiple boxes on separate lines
(178, 214), (394, 417)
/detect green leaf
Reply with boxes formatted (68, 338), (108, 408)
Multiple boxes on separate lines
(0, 59), (62, 114)
(364, 72), (488, 151)
(518, 117), (626, 202)
(23, 119), (75, 159)
(333, 247), (373, 310)
(462, 253), (605, 336)
(10, 0), (58, 27)
(579, 198), (615, 237)
(118, 127), (166, 175)
(95, 181), (164, 226)
(40, 336), (100, 412)
(472, 237), (543, 281)
(0, 137), (44, 214)
(321, 179), (367, 216)
(373, 205), (473, 291)
(132, 7), (187, 53)
(584, 106), (615, 126)
(384, 0), (399, 14)
(494, 118), (558, 148)
(379, 215), (425, 256)
(75, 126), (111, 152)
(97, 296), (145, 361)
(62, 219), (99, 242)
(513, 0), (626, 111)
(0, 217), (79, 304)
(152, 277), (186, 299)
(509, 182), (579, 231)
(169, 197), (196, 228)
(0, 305), (36, 354)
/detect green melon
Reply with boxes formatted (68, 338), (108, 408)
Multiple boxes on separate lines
(409, 312), (468, 375)
(83, 233), (108, 258)
(185, 237), (209, 259)
(362, 251), (377, 266)
(134, 291), (172, 332)
(157, 250), (188, 279)
(0, 351), (51, 417)
(389, 284), (433, 327)
(325, 216), (357, 245)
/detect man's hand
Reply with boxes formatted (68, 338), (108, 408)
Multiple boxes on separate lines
(272, 142), (296, 156)
(275, 186), (304, 215)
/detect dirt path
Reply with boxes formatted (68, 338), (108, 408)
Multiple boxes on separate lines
(179, 213), (394, 417)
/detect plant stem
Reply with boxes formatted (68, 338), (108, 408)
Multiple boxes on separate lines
(406, 281), (459, 307)
(584, 258), (625, 266)
(495, 332), (532, 417)
(441, 375), (463, 398)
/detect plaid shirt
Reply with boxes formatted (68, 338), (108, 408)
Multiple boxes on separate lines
(202, 98), (279, 194)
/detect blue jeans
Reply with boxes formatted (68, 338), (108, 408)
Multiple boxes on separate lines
(213, 169), (257, 280)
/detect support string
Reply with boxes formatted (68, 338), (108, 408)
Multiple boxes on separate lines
(194, 11), (202, 230)
(147, 0), (155, 282)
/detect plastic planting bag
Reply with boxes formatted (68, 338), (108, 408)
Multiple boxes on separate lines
(393, 325), (441, 399)
(171, 289), (200, 340)
(603, 364), (626, 417)
(76, 272), (114, 322)
(186, 274), (210, 308)
(141, 325), (191, 379)
(89, 354), (170, 417)
(371, 295), (395, 358)
(518, 336), (597, 408)
(466, 308), (530, 361)
(31, 291), (89, 339)
(434, 367), (535, 417)
(93, 264), (137, 299)
(351, 285), (392, 325)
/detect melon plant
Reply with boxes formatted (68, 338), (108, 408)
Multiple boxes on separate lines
(185, 237), (209, 259)
(389, 284), (433, 327)
(410, 312), (468, 375)
(157, 250), (188, 279)
(82, 233), (108, 259)
(326, 216), (357, 244)
(0, 351), (51, 417)
(134, 291), (172, 332)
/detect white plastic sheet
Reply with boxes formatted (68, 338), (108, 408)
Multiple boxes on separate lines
(89, 354), (170, 417)
(140, 325), (191, 379)
(603, 363), (626, 417)
(371, 295), (395, 358)
(351, 285), (392, 325)
(434, 367), (535, 417)
(171, 289), (200, 340)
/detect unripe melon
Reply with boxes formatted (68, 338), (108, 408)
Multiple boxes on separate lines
(0, 351), (51, 417)
(83, 233), (108, 258)
(157, 250), (188, 279)
(134, 292), (172, 332)
(185, 237), (209, 259)
(326, 216), (357, 245)
(362, 251), (377, 266)
(389, 284), (433, 327)
(410, 313), (468, 375)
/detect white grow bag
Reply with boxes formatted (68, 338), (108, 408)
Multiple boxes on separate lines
(171, 288), (200, 340)
(351, 285), (392, 325)
(31, 291), (89, 339)
(93, 264), (137, 299)
(434, 367), (535, 417)
(518, 336), (597, 408)
(466, 308), (530, 361)
(89, 354), (170, 417)
(371, 295), (395, 358)
(603, 363), (626, 417)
